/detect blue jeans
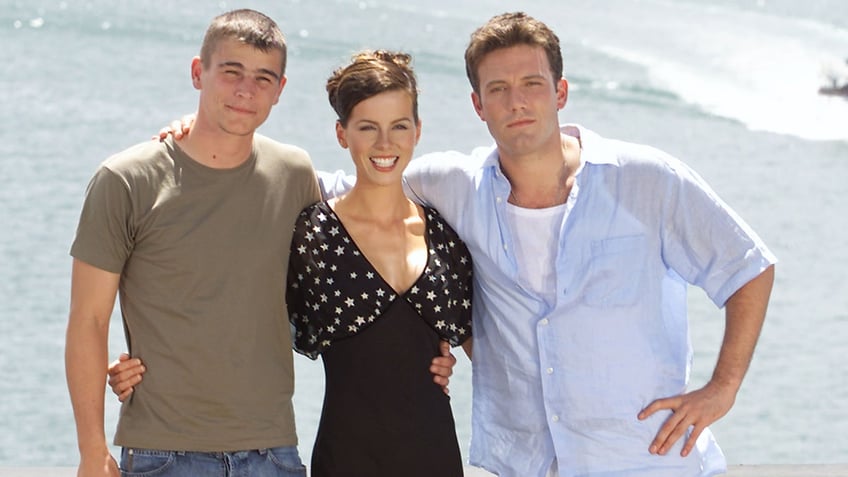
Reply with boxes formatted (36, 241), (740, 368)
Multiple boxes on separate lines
(119, 446), (306, 477)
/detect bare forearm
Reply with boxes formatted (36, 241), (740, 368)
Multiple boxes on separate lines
(65, 313), (111, 457)
(640, 265), (775, 456)
(710, 265), (775, 392)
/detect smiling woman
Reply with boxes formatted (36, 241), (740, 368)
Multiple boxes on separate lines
(285, 50), (474, 477)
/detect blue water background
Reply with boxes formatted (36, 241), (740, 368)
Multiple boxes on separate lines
(1, 0), (846, 466)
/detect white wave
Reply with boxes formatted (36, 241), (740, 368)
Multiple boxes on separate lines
(571, 0), (848, 141)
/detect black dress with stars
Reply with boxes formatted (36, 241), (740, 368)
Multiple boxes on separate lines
(287, 201), (473, 477)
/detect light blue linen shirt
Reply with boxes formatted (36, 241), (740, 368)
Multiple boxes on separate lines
(319, 125), (776, 477)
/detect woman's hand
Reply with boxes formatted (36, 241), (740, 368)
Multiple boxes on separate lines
(107, 353), (146, 402)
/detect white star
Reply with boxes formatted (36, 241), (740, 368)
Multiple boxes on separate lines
(317, 213), (327, 222)
(361, 292), (369, 300)
(348, 324), (358, 332)
(345, 297), (355, 307)
(317, 261), (326, 269)
(305, 232), (314, 241)
(434, 305), (442, 313)
(366, 272), (375, 279)
(329, 226), (339, 236)
(326, 278), (334, 285)
(426, 291), (437, 301)
(335, 307), (343, 315)
(297, 245), (307, 254)
(321, 243), (329, 251)
(313, 225), (321, 233)
(350, 272), (358, 279)
(410, 286), (419, 294)
(320, 294), (328, 303)
(462, 299), (471, 309)
(376, 288), (385, 297)
(435, 320), (446, 329)
(355, 316), (366, 326)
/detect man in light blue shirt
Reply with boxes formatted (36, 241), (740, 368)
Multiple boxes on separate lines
(398, 11), (775, 477)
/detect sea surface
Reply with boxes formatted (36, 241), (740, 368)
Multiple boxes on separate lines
(1, 0), (847, 468)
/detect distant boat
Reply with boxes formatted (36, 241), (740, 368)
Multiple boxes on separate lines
(818, 84), (848, 97)
(819, 58), (848, 97)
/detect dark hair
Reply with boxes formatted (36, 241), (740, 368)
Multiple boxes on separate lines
(326, 50), (419, 127)
(200, 9), (287, 76)
(464, 12), (563, 94)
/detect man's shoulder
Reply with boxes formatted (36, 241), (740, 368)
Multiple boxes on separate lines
(98, 139), (171, 178)
(253, 133), (312, 165)
(410, 147), (491, 176)
(578, 127), (680, 174)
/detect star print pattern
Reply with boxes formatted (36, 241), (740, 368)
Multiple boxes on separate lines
(287, 201), (473, 359)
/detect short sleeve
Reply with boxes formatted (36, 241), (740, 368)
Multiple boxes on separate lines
(69, 167), (134, 273)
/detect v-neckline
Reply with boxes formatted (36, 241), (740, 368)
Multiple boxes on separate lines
(321, 201), (431, 297)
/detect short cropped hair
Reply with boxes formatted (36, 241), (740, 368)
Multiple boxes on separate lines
(464, 12), (563, 94)
(326, 50), (419, 127)
(199, 9), (287, 76)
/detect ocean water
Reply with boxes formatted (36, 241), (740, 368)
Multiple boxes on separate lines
(1, 0), (847, 468)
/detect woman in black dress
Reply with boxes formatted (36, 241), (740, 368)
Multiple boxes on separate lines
(286, 50), (472, 477)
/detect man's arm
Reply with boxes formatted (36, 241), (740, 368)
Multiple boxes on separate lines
(65, 258), (121, 477)
(639, 264), (775, 457)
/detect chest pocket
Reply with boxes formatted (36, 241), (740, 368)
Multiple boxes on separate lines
(582, 234), (647, 307)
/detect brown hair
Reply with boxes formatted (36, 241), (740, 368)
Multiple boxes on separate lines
(199, 9), (287, 76)
(464, 12), (563, 94)
(326, 50), (419, 127)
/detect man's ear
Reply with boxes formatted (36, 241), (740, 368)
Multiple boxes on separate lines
(471, 91), (485, 121)
(556, 78), (569, 110)
(190, 56), (203, 90)
(272, 75), (287, 106)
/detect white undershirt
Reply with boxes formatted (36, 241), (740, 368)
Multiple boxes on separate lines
(506, 201), (566, 307)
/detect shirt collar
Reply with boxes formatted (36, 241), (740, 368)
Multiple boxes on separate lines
(479, 123), (620, 173)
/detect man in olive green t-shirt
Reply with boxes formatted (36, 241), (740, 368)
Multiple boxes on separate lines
(65, 9), (317, 477)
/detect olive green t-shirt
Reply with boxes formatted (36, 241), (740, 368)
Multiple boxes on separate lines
(71, 134), (320, 451)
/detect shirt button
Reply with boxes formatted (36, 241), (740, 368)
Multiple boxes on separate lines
(552, 415), (560, 422)
(496, 197), (502, 203)
(540, 318), (549, 326)
(546, 367), (554, 375)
